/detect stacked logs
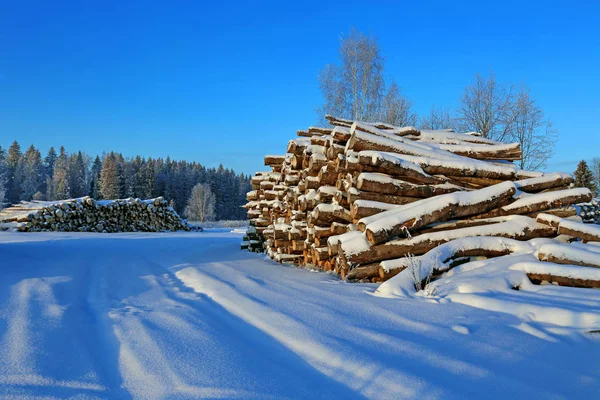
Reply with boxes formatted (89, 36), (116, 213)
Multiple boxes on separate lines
(0, 197), (194, 232)
(243, 116), (595, 283)
(577, 199), (600, 224)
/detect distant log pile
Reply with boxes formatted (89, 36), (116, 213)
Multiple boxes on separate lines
(577, 199), (600, 224)
(242, 116), (599, 288)
(0, 197), (194, 232)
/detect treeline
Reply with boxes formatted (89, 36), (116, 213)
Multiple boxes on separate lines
(0, 141), (251, 220)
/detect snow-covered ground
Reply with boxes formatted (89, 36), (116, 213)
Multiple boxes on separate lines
(0, 229), (598, 399)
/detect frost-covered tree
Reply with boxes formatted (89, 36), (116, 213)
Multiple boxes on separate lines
(458, 73), (558, 170)
(184, 183), (215, 222)
(317, 28), (415, 126)
(21, 145), (44, 200)
(99, 152), (122, 200)
(44, 147), (58, 178)
(591, 157), (600, 196)
(53, 146), (70, 200)
(419, 106), (457, 131)
(6, 141), (23, 204)
(68, 152), (88, 198)
(381, 82), (417, 127)
(457, 72), (514, 140)
(574, 160), (597, 194)
(0, 146), (6, 208)
(508, 88), (558, 171)
(89, 155), (102, 199)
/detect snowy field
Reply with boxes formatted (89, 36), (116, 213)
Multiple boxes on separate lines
(0, 229), (598, 399)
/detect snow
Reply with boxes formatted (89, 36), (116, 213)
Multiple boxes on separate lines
(0, 230), (598, 399)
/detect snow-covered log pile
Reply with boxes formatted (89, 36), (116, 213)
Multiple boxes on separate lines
(576, 199), (600, 224)
(243, 116), (598, 290)
(0, 197), (194, 232)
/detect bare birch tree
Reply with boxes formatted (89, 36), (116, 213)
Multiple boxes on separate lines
(317, 28), (415, 126)
(184, 183), (216, 222)
(419, 106), (457, 131)
(457, 72), (514, 140)
(381, 82), (418, 127)
(508, 88), (558, 171)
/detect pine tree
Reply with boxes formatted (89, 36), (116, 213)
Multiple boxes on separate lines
(99, 152), (122, 199)
(68, 152), (87, 198)
(44, 147), (58, 178)
(53, 146), (70, 200)
(89, 156), (102, 199)
(0, 146), (6, 208)
(574, 160), (597, 194)
(6, 141), (23, 203)
(21, 145), (44, 200)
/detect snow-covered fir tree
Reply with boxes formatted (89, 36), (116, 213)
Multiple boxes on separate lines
(68, 152), (88, 198)
(21, 145), (44, 200)
(5, 141), (23, 204)
(99, 152), (122, 200)
(53, 146), (70, 200)
(574, 160), (597, 194)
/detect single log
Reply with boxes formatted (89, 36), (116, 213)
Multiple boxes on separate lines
(526, 273), (600, 289)
(264, 155), (286, 167)
(357, 152), (442, 184)
(536, 243), (600, 268)
(363, 182), (516, 245)
(350, 200), (400, 220)
(475, 188), (592, 219)
(356, 172), (461, 198)
(557, 219), (600, 242)
(308, 126), (333, 136)
(308, 204), (352, 227)
(514, 172), (573, 193)
(345, 188), (420, 206)
(346, 263), (380, 281)
(434, 142), (522, 161)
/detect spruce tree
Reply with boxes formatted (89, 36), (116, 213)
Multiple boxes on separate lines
(53, 146), (70, 200)
(99, 152), (122, 199)
(6, 141), (23, 203)
(89, 156), (102, 199)
(44, 147), (58, 178)
(68, 152), (87, 198)
(21, 145), (44, 200)
(574, 160), (597, 194)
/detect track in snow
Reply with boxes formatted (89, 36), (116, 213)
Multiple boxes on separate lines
(0, 230), (598, 399)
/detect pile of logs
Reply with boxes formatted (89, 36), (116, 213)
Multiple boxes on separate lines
(0, 197), (195, 232)
(577, 199), (600, 224)
(243, 116), (599, 286)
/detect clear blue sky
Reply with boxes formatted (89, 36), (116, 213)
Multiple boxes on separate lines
(1, 0), (599, 175)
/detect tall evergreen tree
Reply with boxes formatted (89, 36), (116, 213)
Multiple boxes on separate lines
(68, 151), (87, 198)
(0, 146), (6, 207)
(6, 141), (23, 203)
(21, 145), (44, 200)
(89, 156), (103, 199)
(44, 147), (58, 178)
(99, 152), (122, 199)
(53, 146), (70, 200)
(574, 160), (597, 194)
